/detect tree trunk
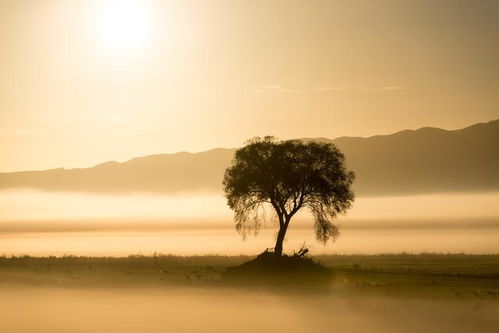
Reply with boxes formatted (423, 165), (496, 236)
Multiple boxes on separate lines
(274, 229), (285, 256)
(274, 217), (290, 256)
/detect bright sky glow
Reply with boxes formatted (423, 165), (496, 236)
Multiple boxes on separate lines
(97, 0), (151, 53)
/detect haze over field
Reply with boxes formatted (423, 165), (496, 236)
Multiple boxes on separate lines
(2, 287), (498, 333)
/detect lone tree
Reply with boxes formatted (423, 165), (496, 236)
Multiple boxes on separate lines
(223, 137), (355, 256)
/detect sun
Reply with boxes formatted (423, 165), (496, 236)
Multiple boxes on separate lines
(97, 0), (151, 53)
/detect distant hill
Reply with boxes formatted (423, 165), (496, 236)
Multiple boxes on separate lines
(1, 120), (498, 196)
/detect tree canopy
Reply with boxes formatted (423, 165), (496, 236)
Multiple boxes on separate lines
(223, 136), (355, 255)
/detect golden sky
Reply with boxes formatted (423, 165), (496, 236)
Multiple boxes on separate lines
(1, 0), (498, 171)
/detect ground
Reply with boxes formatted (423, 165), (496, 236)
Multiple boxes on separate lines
(1, 253), (498, 299)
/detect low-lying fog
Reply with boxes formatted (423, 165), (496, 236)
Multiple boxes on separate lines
(1, 190), (498, 256)
(1, 286), (498, 333)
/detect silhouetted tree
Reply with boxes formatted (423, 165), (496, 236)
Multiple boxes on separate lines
(223, 137), (355, 256)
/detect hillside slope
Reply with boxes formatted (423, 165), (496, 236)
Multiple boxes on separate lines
(1, 120), (497, 196)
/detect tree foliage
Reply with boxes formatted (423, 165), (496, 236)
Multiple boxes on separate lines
(223, 136), (355, 254)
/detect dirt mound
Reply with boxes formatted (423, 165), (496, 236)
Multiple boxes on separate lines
(222, 250), (332, 285)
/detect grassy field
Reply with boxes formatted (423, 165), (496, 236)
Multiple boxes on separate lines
(1, 254), (498, 299)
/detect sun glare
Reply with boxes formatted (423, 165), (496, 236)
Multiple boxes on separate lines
(97, 0), (150, 53)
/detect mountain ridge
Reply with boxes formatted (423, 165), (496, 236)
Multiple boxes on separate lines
(1, 119), (498, 196)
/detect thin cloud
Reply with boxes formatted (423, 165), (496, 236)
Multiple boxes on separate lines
(382, 86), (407, 91)
(263, 85), (283, 90)
(257, 85), (407, 94)
(318, 86), (348, 91)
